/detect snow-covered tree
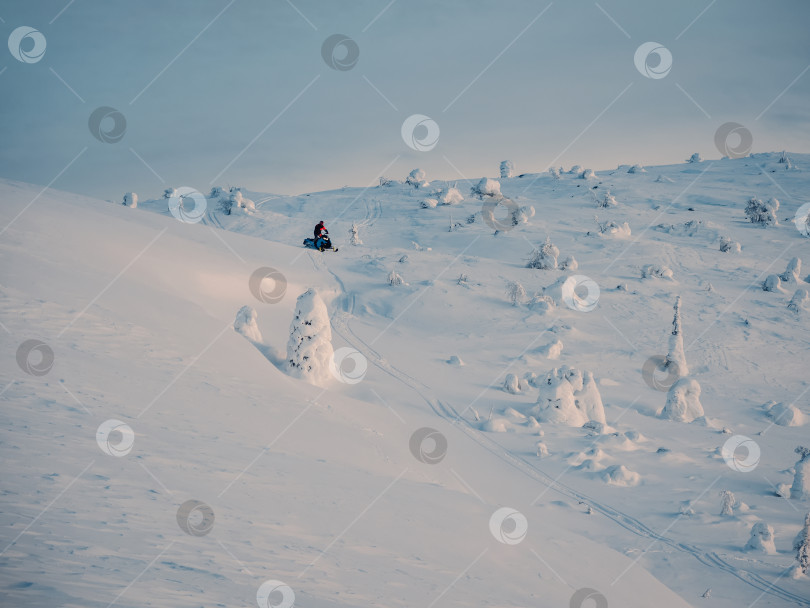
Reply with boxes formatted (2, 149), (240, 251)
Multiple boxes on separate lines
(438, 187), (464, 205)
(720, 490), (736, 516)
(528, 293), (555, 314)
(510, 204), (535, 226)
(548, 166), (561, 180)
(122, 192), (137, 208)
(500, 160), (515, 179)
(576, 371), (606, 425)
(719, 236), (741, 253)
(388, 270), (404, 286)
(568, 165), (582, 175)
(597, 191), (618, 208)
(526, 237), (559, 270)
(788, 289), (809, 313)
(628, 164), (646, 173)
(503, 373), (522, 394)
(406, 168), (428, 188)
(745, 522), (776, 554)
(286, 289), (333, 385)
(226, 188), (255, 214)
(641, 264), (673, 279)
(791, 446), (810, 500)
(780, 257), (802, 284)
(661, 377), (704, 422)
(744, 197), (779, 225)
(763, 274), (782, 292)
(794, 512), (810, 575)
(593, 216), (631, 237)
(349, 223), (362, 245)
(686, 153), (702, 163)
(579, 168), (596, 179)
(559, 255), (578, 271)
(665, 296), (689, 376)
(530, 367), (605, 427)
(471, 178), (501, 199)
(163, 188), (176, 199)
(505, 281), (526, 306)
(234, 305), (262, 342)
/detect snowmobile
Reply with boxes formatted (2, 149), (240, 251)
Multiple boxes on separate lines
(302, 235), (338, 252)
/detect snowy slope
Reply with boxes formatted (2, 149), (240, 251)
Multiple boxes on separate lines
(2, 153), (810, 607)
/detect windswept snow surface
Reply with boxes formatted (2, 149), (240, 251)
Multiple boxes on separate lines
(3, 153), (810, 607)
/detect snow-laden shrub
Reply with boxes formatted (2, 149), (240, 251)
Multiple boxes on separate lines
(579, 168), (596, 179)
(500, 160), (515, 179)
(511, 204), (535, 226)
(378, 176), (396, 187)
(655, 175), (675, 183)
(420, 198), (438, 209)
(597, 191), (618, 208)
(538, 339), (563, 359)
(505, 281), (526, 306)
(592, 216), (631, 237)
(788, 289), (809, 313)
(406, 168), (428, 188)
(548, 166), (561, 180)
(686, 153), (702, 163)
(745, 196), (779, 225)
(559, 255), (578, 271)
(628, 164), (646, 174)
(234, 305), (262, 342)
(530, 367), (606, 427)
(503, 373), (523, 394)
(791, 447), (810, 500)
(286, 289), (333, 385)
(123, 192), (138, 208)
(720, 490), (737, 516)
(526, 237), (559, 270)
(660, 378), (704, 422)
(601, 464), (640, 487)
(641, 264), (673, 279)
(471, 178), (501, 198)
(163, 188), (176, 199)
(568, 165), (582, 175)
(655, 219), (703, 237)
(745, 523), (776, 554)
(388, 270), (405, 286)
(763, 274), (782, 292)
(780, 257), (802, 284)
(719, 236), (741, 253)
(209, 186), (228, 199)
(438, 187), (463, 205)
(762, 401), (805, 427)
(227, 188), (255, 214)
(528, 293), (555, 314)
(794, 513), (810, 575)
(350, 223), (362, 245)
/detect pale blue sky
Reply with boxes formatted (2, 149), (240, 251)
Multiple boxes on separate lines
(1, 0), (808, 199)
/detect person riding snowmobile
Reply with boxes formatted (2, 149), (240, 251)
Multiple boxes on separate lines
(314, 221), (330, 251)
